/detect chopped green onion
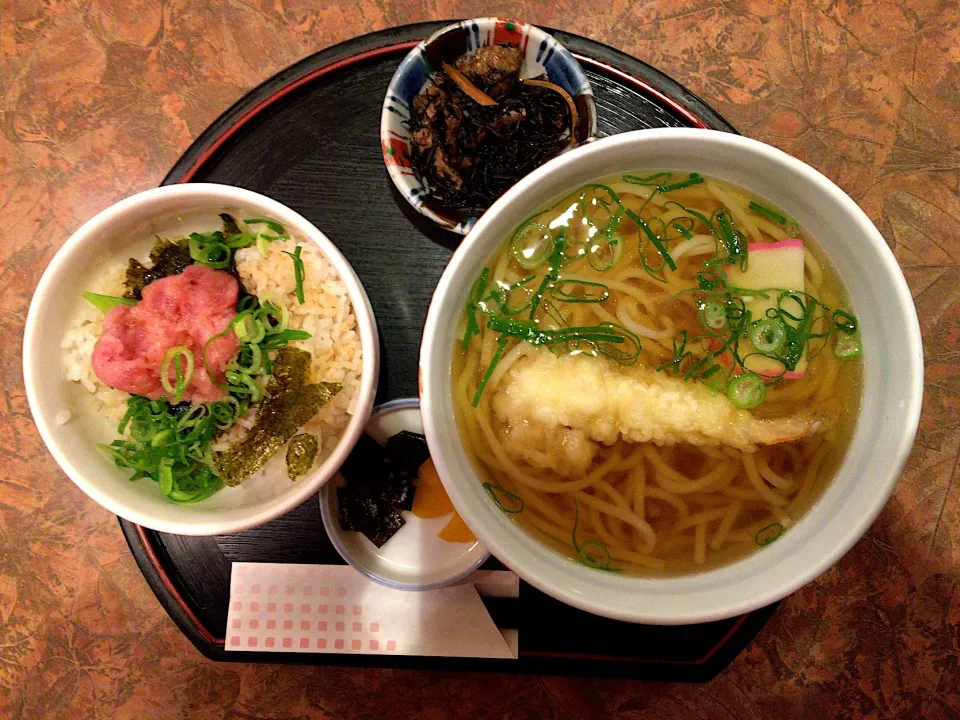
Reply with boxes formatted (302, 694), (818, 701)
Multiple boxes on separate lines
(260, 328), (312, 348)
(833, 309), (858, 334)
(527, 227), (566, 320)
(700, 301), (727, 331)
(628, 210), (676, 273)
(461, 268), (490, 351)
(755, 522), (784, 546)
(471, 335), (509, 407)
(82, 292), (136, 313)
(257, 299), (289, 335)
(622, 171), (671, 186)
(659, 172), (704, 193)
(550, 279), (610, 304)
(188, 233), (231, 269)
(483, 483), (525, 513)
(509, 222), (554, 270)
(158, 458), (174, 496)
(749, 318), (788, 354)
(223, 232), (257, 249)
(159, 346), (194, 403)
(283, 245), (306, 304)
(727, 373), (766, 409)
(834, 336), (862, 360)
(244, 217), (286, 235)
(586, 232), (623, 271)
(714, 209), (748, 271)
(571, 498), (621, 572)
(748, 201), (788, 226)
(101, 396), (229, 503)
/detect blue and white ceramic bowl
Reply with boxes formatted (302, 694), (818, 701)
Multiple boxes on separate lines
(381, 18), (598, 234)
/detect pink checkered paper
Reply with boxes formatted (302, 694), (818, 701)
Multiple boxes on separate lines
(226, 563), (516, 658)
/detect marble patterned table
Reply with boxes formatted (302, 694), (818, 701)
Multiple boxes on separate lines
(2, 2), (958, 718)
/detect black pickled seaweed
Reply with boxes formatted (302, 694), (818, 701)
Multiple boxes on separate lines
(384, 431), (430, 474)
(213, 348), (341, 486)
(336, 431), (430, 547)
(286, 433), (319, 481)
(124, 237), (194, 299)
(408, 46), (573, 217)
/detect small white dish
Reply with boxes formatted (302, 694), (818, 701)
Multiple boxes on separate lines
(320, 398), (489, 590)
(24, 183), (380, 536)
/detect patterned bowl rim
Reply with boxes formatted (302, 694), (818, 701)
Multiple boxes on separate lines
(380, 17), (598, 235)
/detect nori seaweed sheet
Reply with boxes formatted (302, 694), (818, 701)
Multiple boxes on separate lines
(336, 431), (430, 547)
(286, 433), (319, 481)
(124, 238), (194, 300)
(123, 215), (251, 306)
(213, 348), (341, 486)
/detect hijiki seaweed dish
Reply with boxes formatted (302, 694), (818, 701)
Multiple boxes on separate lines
(63, 214), (362, 503)
(408, 45), (579, 216)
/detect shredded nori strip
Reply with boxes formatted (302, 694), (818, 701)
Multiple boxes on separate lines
(219, 212), (242, 235)
(213, 348), (340, 486)
(336, 431), (429, 546)
(286, 433), (318, 481)
(408, 70), (572, 217)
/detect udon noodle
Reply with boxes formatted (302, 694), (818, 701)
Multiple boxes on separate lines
(453, 171), (862, 574)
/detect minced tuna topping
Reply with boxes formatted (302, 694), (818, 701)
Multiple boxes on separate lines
(91, 264), (239, 403)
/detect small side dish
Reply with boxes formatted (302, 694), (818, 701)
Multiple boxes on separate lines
(320, 399), (487, 590)
(337, 432), (476, 546)
(63, 213), (363, 503)
(381, 18), (596, 234)
(408, 45), (577, 216)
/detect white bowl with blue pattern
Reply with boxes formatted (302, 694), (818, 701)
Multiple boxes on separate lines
(381, 18), (597, 234)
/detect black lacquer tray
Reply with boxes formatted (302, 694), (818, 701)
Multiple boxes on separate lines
(119, 21), (776, 681)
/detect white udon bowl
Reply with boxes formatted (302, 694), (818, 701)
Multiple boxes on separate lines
(24, 183), (379, 536)
(420, 128), (923, 624)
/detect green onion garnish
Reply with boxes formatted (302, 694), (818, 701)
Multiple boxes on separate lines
(159, 346), (194, 403)
(699, 301), (727, 331)
(550, 279), (610, 304)
(748, 201), (788, 226)
(243, 218), (287, 235)
(659, 172), (704, 193)
(749, 318), (788, 354)
(571, 498), (621, 572)
(834, 336), (862, 360)
(188, 233), (231, 269)
(283, 245), (306, 304)
(509, 222), (555, 270)
(586, 233), (623, 271)
(100, 396), (231, 503)
(755, 522), (784, 546)
(727, 373), (766, 409)
(483, 483), (525, 514)
(158, 458), (174, 496)
(82, 292), (136, 313)
(627, 210), (676, 273)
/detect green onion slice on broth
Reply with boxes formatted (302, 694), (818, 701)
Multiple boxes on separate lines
(460, 172), (863, 413)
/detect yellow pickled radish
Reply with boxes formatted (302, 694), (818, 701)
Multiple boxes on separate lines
(438, 510), (476, 543)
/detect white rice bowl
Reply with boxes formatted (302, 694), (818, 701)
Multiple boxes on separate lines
(63, 233), (363, 484)
(27, 184), (378, 536)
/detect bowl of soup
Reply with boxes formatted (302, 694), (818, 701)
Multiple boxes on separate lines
(419, 128), (922, 624)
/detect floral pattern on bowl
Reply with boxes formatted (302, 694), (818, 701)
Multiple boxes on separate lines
(381, 18), (598, 235)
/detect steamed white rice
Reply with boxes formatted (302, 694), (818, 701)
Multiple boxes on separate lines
(61, 235), (363, 469)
